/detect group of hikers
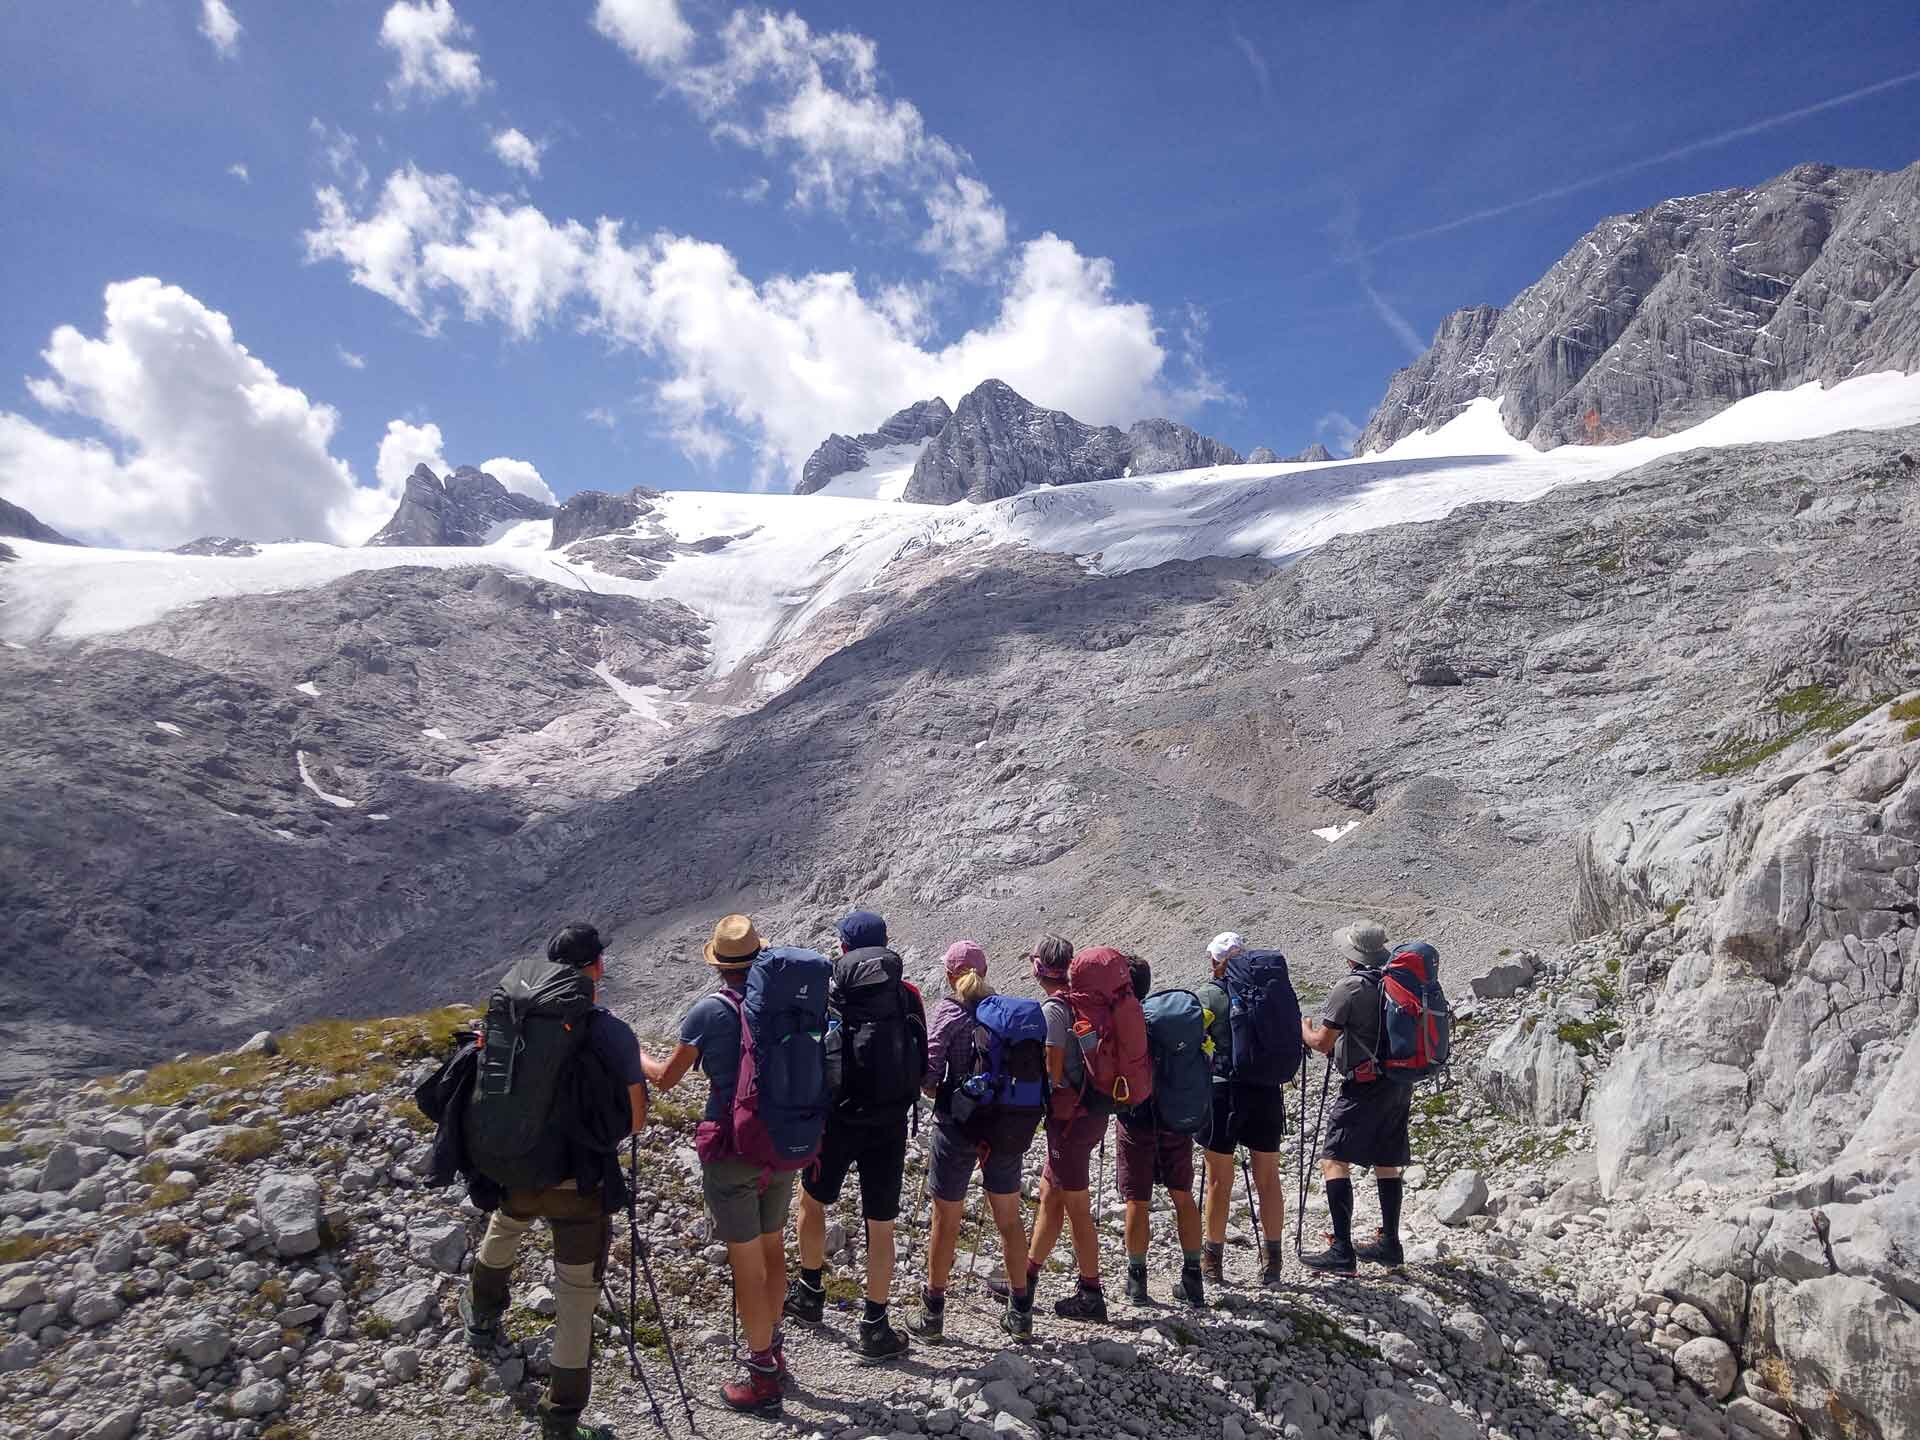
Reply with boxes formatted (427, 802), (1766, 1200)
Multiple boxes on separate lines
(426, 911), (1451, 1439)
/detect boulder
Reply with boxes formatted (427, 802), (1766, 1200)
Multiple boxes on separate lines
(229, 1379), (288, 1417)
(1477, 1017), (1585, 1125)
(1432, 1171), (1489, 1226)
(1362, 1389), (1480, 1440)
(1443, 1309), (1503, 1369)
(91, 1232), (137, 1275)
(1674, 1335), (1738, 1400)
(407, 1218), (468, 1273)
(0, 1336), (36, 1373)
(253, 1171), (323, 1257)
(235, 1030), (280, 1057)
(164, 1317), (232, 1367)
(93, 1118), (146, 1157)
(1747, 1274), (1920, 1440)
(1470, 955), (1536, 1000)
(0, 1275), (46, 1311)
(149, 1125), (248, 1174)
(36, 1142), (81, 1192)
(372, 1280), (438, 1335)
(78, 1409), (138, 1440)
(69, 1291), (123, 1328)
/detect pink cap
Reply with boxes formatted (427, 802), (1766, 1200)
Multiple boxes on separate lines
(943, 940), (988, 977)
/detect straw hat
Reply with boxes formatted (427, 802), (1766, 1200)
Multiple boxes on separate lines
(704, 913), (764, 967)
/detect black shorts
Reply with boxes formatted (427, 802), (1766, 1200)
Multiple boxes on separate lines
(803, 1112), (908, 1222)
(1204, 1081), (1286, 1157)
(1321, 1078), (1413, 1168)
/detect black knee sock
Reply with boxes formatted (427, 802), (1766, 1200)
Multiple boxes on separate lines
(800, 1267), (823, 1291)
(1377, 1178), (1404, 1247)
(1327, 1178), (1354, 1251)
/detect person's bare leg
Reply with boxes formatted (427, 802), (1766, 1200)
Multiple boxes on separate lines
(1027, 1179), (1065, 1268)
(926, 1197), (963, 1292)
(728, 1239), (774, 1353)
(1122, 1200), (1150, 1257)
(796, 1190), (827, 1272)
(757, 1230), (785, 1330)
(1251, 1150), (1285, 1246)
(865, 1219), (895, 1303)
(988, 1190), (1029, 1293)
(1203, 1151), (1234, 1243)
(1062, 1189), (1098, 1282)
(1170, 1189), (1202, 1253)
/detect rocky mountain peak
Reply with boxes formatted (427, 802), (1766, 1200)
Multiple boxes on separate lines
(795, 397), (956, 495)
(1358, 160), (1920, 453)
(0, 496), (78, 546)
(547, 485), (665, 548)
(364, 464), (556, 548)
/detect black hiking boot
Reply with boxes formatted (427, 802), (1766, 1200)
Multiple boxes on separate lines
(1124, 1267), (1150, 1306)
(907, 1294), (945, 1344)
(783, 1277), (825, 1324)
(1000, 1297), (1034, 1341)
(857, 1316), (909, 1364)
(1201, 1244), (1224, 1286)
(1054, 1283), (1108, 1322)
(1261, 1244), (1285, 1287)
(1355, 1237), (1406, 1269)
(1300, 1244), (1358, 1276)
(1177, 1263), (1206, 1307)
(457, 1287), (501, 1351)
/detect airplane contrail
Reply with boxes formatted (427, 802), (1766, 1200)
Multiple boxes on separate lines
(1368, 66), (1920, 254)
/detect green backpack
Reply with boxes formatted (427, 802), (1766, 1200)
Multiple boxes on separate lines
(465, 956), (596, 1191)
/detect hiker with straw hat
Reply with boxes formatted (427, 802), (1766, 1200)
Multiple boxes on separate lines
(641, 914), (796, 1418)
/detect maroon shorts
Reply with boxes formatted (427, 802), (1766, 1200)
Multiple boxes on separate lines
(1041, 1108), (1109, 1191)
(1114, 1118), (1196, 1201)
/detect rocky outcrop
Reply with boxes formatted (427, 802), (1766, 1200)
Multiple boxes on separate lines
(899, 380), (1240, 505)
(1288, 442), (1336, 463)
(364, 465), (555, 547)
(547, 485), (662, 548)
(1246, 446), (1280, 464)
(795, 397), (953, 494)
(171, 537), (260, 558)
(1359, 161), (1920, 452)
(0, 497), (77, 546)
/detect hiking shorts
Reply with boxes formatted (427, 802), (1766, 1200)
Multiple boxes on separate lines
(1322, 1078), (1414, 1168)
(702, 1160), (797, 1245)
(929, 1111), (1039, 1203)
(1205, 1081), (1286, 1157)
(1114, 1119), (1195, 1201)
(1041, 1107), (1110, 1192)
(803, 1114), (909, 1222)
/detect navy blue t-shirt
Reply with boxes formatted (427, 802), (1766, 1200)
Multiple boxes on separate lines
(679, 986), (746, 1122)
(587, 1007), (646, 1091)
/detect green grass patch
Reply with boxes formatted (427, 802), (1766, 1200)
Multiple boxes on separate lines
(1556, 1016), (1619, 1057)
(145, 1181), (196, 1210)
(284, 1067), (396, 1116)
(214, 1123), (282, 1164)
(361, 1313), (395, 1341)
(1663, 900), (1685, 924)
(1282, 1306), (1382, 1360)
(1701, 687), (1885, 778)
(144, 1221), (192, 1250)
(1883, 696), (1920, 723)
(0, 1235), (54, 1264)
(823, 1274), (864, 1304)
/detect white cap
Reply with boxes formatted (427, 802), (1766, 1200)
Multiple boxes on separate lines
(1207, 931), (1244, 962)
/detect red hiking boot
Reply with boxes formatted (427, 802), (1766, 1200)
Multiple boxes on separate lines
(721, 1361), (783, 1419)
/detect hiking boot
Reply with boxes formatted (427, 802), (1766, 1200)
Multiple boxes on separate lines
(772, 1339), (792, 1391)
(1201, 1246), (1224, 1286)
(1053, 1283), (1108, 1322)
(856, 1317), (909, 1364)
(457, 1288), (501, 1351)
(783, 1277), (825, 1324)
(1299, 1244), (1358, 1277)
(1123, 1268), (1150, 1306)
(720, 1362), (783, 1420)
(999, 1299), (1033, 1342)
(1355, 1237), (1406, 1269)
(907, 1298), (945, 1344)
(1261, 1249), (1285, 1287)
(1177, 1264), (1206, 1307)
(541, 1422), (616, 1440)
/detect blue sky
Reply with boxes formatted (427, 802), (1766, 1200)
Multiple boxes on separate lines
(1, 0), (1916, 546)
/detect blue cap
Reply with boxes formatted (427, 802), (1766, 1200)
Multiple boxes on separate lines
(837, 910), (888, 950)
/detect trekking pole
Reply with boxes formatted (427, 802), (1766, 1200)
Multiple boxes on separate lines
(1239, 1151), (1260, 1251)
(1296, 1057), (1333, 1258)
(1096, 1132), (1108, 1241)
(599, 1274), (665, 1429)
(630, 1137), (695, 1427)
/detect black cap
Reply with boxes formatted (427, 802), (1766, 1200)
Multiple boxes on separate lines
(548, 923), (606, 968)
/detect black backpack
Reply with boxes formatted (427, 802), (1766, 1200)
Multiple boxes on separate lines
(465, 956), (596, 1191)
(823, 946), (927, 1119)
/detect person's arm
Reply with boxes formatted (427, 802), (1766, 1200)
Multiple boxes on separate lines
(1302, 1017), (1340, 1056)
(627, 1083), (649, 1135)
(642, 1042), (699, 1090)
(923, 1003), (954, 1098)
(1046, 1043), (1067, 1085)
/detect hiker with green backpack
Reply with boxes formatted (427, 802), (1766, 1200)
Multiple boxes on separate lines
(641, 914), (832, 1420)
(1195, 932), (1301, 1287)
(1116, 957), (1209, 1306)
(458, 924), (650, 1440)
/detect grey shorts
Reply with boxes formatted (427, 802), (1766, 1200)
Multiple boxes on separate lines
(702, 1160), (797, 1245)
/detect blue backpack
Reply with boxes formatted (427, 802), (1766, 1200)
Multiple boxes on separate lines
(1141, 989), (1212, 1134)
(951, 994), (1049, 1126)
(1225, 948), (1304, 1086)
(700, 946), (831, 1172)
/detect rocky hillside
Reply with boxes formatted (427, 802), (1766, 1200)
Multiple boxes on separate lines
(1359, 160), (1920, 452)
(0, 498), (77, 547)
(6, 421), (1919, 1089)
(795, 398), (954, 495)
(365, 465), (555, 548)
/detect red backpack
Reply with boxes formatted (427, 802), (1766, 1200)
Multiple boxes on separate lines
(1056, 947), (1154, 1119)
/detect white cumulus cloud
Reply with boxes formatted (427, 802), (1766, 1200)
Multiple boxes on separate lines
(0, 279), (399, 547)
(600, 6), (1008, 277)
(306, 169), (1201, 489)
(490, 127), (546, 177)
(592, 0), (693, 67)
(479, 456), (555, 504)
(337, 346), (367, 369)
(200, 0), (241, 59)
(379, 0), (485, 102)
